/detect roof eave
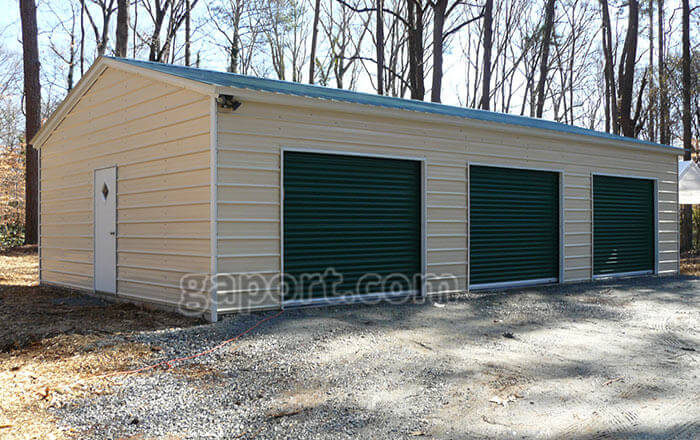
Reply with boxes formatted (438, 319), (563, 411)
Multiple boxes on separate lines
(213, 84), (683, 156)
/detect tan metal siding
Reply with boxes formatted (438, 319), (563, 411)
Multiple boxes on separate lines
(40, 67), (211, 308)
(216, 100), (679, 310)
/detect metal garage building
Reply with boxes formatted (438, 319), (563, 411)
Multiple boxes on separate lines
(32, 57), (683, 321)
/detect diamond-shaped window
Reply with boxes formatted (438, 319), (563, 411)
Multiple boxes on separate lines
(102, 183), (109, 200)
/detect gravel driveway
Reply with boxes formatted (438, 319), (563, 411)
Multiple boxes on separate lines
(53, 276), (699, 439)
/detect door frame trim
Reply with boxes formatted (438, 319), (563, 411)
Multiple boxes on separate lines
(591, 172), (659, 278)
(280, 147), (426, 306)
(467, 162), (564, 291)
(93, 165), (118, 293)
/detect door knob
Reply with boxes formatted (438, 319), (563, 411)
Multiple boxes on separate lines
(109, 231), (116, 236)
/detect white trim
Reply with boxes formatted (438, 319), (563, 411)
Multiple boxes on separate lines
(283, 290), (420, 309)
(209, 97), (219, 322)
(677, 160), (681, 274)
(590, 173), (660, 277)
(280, 147), (426, 306)
(591, 172), (660, 181)
(467, 163), (563, 291)
(468, 161), (565, 174)
(421, 159), (428, 296)
(592, 270), (654, 280)
(470, 278), (559, 291)
(279, 148), (285, 310)
(280, 146), (426, 162)
(466, 163), (471, 290)
(654, 179), (660, 274)
(559, 172), (565, 283)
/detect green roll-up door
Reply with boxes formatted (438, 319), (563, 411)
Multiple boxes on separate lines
(469, 165), (559, 287)
(283, 152), (421, 301)
(593, 175), (654, 276)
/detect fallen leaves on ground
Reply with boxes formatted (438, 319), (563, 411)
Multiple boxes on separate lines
(0, 247), (197, 440)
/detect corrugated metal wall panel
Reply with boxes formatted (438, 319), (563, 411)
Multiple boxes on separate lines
(593, 175), (654, 275)
(283, 152), (421, 300)
(216, 99), (679, 312)
(470, 165), (559, 286)
(40, 67), (211, 305)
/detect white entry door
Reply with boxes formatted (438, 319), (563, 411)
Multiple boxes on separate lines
(94, 167), (117, 293)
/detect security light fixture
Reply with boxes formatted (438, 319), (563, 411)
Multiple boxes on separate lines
(216, 94), (241, 111)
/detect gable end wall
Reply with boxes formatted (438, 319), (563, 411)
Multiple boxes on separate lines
(40, 67), (212, 309)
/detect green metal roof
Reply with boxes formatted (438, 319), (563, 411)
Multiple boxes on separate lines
(109, 57), (682, 153)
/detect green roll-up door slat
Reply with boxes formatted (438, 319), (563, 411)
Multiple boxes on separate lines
(470, 165), (559, 286)
(283, 152), (421, 301)
(593, 175), (654, 276)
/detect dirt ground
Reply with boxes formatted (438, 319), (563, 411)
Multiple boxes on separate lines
(0, 247), (197, 439)
(1, 248), (698, 439)
(681, 255), (700, 276)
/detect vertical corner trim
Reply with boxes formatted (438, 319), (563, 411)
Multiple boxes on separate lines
(209, 97), (219, 323)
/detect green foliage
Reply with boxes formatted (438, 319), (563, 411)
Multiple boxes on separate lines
(0, 221), (24, 250)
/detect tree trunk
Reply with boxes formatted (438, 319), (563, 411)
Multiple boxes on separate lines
(407, 0), (425, 100)
(80, 0), (85, 73)
(376, 0), (384, 95)
(133, 0), (138, 58)
(20, 0), (40, 245)
(648, 0), (654, 142)
(657, 0), (669, 144)
(680, 0), (692, 252)
(535, 0), (556, 118)
(309, 0), (321, 84)
(479, 0), (493, 110)
(681, 0), (691, 160)
(618, 0), (639, 138)
(600, 0), (619, 134)
(431, 0), (447, 103)
(185, 0), (191, 65)
(116, 0), (129, 57)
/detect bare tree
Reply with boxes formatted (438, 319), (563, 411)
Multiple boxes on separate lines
(80, 0), (86, 73)
(479, 0), (492, 110)
(680, 0), (692, 251)
(184, 0), (191, 65)
(617, 0), (640, 137)
(318, 0), (369, 89)
(431, 0), (448, 102)
(657, 0), (669, 144)
(430, 1), (483, 103)
(46, 2), (79, 90)
(309, 0), (321, 83)
(406, 0), (425, 100)
(600, 0), (618, 133)
(140, 0), (198, 63)
(116, 0), (129, 56)
(376, 0), (384, 94)
(647, 0), (655, 141)
(19, 0), (40, 244)
(84, 0), (117, 56)
(681, 0), (692, 160)
(204, 0), (266, 74)
(535, 0), (555, 118)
